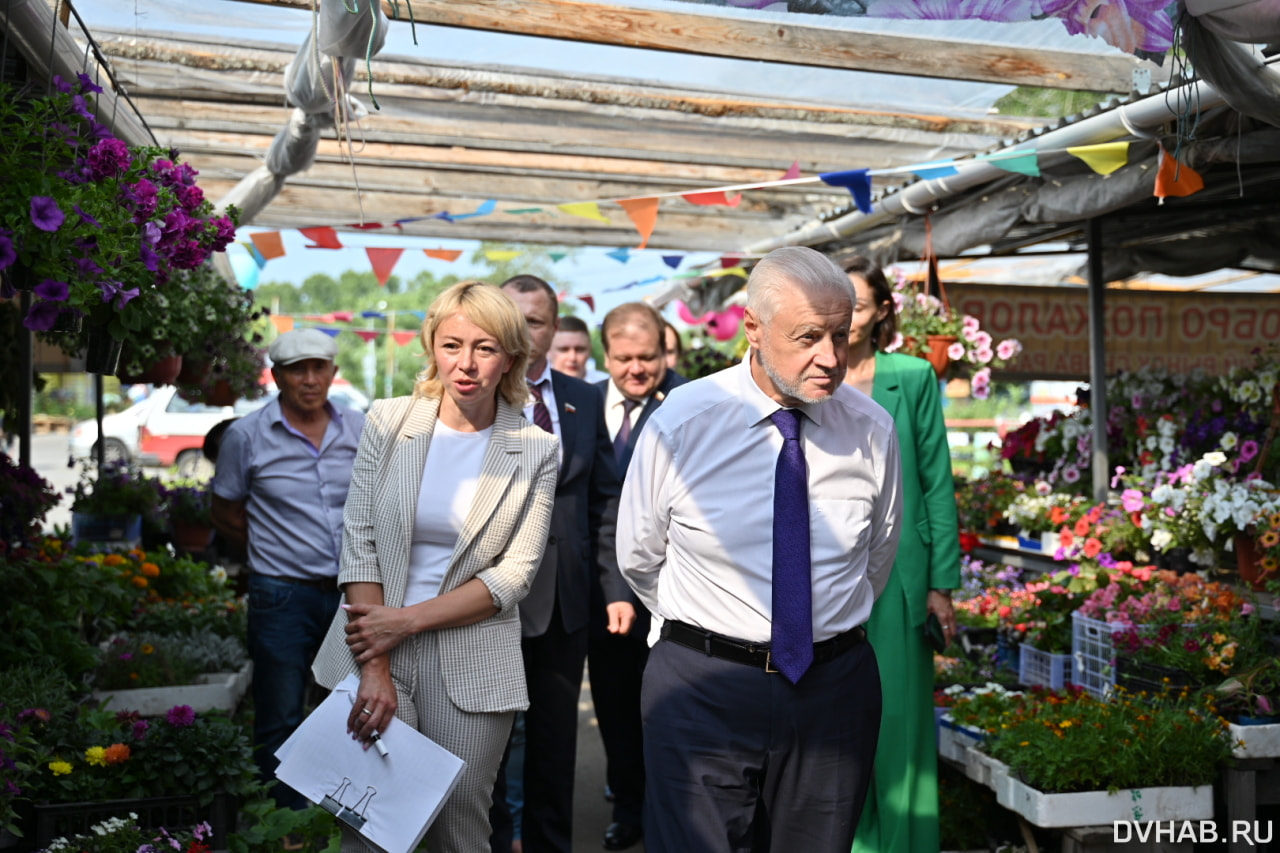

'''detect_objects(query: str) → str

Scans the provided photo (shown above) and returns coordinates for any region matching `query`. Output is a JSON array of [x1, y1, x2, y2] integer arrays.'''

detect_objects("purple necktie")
[[770, 408, 812, 684], [528, 380, 554, 434], [613, 399, 640, 463]]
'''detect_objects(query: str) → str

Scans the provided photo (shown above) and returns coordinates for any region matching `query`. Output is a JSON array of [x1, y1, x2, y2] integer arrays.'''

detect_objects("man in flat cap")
[[212, 328, 365, 808]]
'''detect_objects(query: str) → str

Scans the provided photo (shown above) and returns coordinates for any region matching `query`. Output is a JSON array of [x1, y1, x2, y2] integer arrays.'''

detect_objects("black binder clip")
[[320, 777, 378, 831]]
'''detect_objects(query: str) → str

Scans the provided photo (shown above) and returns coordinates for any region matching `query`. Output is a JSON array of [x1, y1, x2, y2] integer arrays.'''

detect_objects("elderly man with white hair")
[[617, 246, 903, 853]]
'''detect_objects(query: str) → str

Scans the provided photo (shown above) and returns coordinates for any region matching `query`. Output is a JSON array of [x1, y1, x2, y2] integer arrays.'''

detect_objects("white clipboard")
[[275, 674, 466, 853]]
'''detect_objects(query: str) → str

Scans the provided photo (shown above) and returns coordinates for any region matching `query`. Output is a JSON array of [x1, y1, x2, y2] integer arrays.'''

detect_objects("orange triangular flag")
[[682, 191, 741, 207], [270, 315, 295, 333], [366, 248, 404, 286], [249, 231, 286, 261], [424, 249, 463, 262], [299, 226, 343, 249], [618, 198, 659, 249], [1154, 145, 1204, 202], [392, 331, 419, 347]]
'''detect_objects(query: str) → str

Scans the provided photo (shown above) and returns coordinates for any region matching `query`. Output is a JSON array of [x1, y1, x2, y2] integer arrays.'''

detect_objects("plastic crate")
[[1018, 643, 1072, 690], [1070, 611, 1117, 699], [1115, 657, 1202, 696], [28, 794, 236, 851], [995, 633, 1021, 674]]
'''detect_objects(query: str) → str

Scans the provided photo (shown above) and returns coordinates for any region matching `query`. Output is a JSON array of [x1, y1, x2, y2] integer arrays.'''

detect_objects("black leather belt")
[[661, 620, 866, 672], [255, 573, 339, 593]]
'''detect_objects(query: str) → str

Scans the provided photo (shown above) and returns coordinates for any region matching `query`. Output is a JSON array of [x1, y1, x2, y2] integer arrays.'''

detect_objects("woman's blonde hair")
[[414, 281, 532, 407]]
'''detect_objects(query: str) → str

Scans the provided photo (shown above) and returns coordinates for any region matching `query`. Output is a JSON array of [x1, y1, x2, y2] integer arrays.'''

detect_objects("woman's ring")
[[361, 708, 373, 716]]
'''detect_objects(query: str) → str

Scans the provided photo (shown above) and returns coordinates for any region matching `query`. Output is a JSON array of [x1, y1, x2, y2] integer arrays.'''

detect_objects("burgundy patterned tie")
[[770, 408, 813, 684], [528, 380, 554, 434]]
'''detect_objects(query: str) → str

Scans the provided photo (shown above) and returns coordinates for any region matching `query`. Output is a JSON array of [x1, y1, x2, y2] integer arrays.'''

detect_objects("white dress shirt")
[[617, 358, 902, 644], [521, 362, 563, 466]]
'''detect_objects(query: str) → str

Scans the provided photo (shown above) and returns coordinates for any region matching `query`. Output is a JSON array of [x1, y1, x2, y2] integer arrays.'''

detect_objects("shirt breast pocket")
[[811, 498, 872, 561]]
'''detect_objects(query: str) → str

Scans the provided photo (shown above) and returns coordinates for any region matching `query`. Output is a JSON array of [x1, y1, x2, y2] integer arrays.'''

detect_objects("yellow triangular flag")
[[484, 250, 524, 262], [1067, 142, 1131, 175], [557, 202, 611, 223]]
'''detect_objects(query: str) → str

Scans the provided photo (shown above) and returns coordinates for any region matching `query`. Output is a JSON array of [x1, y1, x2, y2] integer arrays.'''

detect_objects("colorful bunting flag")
[[366, 248, 404, 287], [819, 170, 873, 214], [662, 255, 684, 269], [239, 241, 267, 270], [484, 250, 524, 262], [354, 330, 380, 343], [578, 294, 595, 312], [682, 191, 741, 207], [606, 247, 631, 264], [249, 231, 286, 261], [618, 197, 659, 249], [361, 311, 385, 319], [1154, 144, 1204, 202], [719, 256, 742, 269], [505, 208, 544, 214], [548, 252, 568, 263], [557, 202, 611, 223], [452, 200, 497, 221], [348, 222, 385, 230], [912, 160, 960, 180], [781, 161, 802, 180], [424, 249, 463, 262], [270, 315, 295, 333], [299, 226, 343, 249], [317, 327, 341, 338], [333, 312, 354, 323], [708, 267, 748, 279], [977, 149, 1040, 177], [1068, 142, 1131, 176], [392, 331, 419, 347], [409, 310, 426, 321], [305, 313, 336, 323]]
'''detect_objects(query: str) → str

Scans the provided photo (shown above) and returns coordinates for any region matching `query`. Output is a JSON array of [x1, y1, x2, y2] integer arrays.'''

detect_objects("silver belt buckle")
[[765, 650, 778, 673]]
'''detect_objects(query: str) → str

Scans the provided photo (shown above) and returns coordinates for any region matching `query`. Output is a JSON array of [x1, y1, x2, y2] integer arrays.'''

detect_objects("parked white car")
[[68, 397, 157, 464]]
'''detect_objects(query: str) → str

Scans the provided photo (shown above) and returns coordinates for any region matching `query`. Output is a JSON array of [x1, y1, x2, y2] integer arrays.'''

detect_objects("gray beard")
[[754, 347, 833, 406]]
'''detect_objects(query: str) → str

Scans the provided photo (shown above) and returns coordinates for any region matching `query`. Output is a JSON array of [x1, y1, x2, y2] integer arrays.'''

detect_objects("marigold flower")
[[141, 644, 155, 655], [49, 760, 73, 776], [103, 743, 131, 764], [140, 562, 160, 578], [85, 746, 107, 767], [132, 576, 148, 588], [103, 553, 126, 567]]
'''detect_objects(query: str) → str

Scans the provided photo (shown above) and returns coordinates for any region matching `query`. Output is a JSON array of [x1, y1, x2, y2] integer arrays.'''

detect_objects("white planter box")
[[963, 746, 1009, 796], [997, 776, 1213, 828], [937, 714, 984, 763], [93, 662, 252, 715], [1229, 721, 1280, 759]]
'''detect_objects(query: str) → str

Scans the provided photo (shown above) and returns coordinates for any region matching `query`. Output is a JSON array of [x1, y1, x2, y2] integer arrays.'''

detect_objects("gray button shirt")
[[213, 397, 365, 581]]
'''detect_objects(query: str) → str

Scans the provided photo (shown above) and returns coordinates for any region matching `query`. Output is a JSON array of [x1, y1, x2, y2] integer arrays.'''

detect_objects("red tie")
[[528, 380, 554, 434]]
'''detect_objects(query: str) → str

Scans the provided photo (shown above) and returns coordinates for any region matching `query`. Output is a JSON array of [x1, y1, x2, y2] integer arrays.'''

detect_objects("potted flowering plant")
[[160, 479, 215, 555], [0, 452, 61, 546], [0, 75, 236, 372], [67, 462, 163, 547], [882, 264, 1023, 390]]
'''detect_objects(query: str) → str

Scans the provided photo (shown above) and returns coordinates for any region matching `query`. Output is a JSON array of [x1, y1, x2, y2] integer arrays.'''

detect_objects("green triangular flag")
[[977, 149, 1040, 177], [548, 252, 568, 263]]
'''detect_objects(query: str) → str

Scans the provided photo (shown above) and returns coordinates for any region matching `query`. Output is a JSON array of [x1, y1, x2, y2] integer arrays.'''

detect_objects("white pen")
[[349, 692, 390, 758]]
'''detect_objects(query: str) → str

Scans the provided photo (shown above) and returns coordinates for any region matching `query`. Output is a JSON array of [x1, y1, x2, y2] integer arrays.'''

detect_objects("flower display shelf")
[[91, 662, 252, 715], [70, 512, 142, 551], [1018, 643, 1072, 690], [937, 714, 984, 763], [1228, 721, 1280, 759], [28, 792, 236, 852], [995, 777, 1213, 828], [963, 746, 1009, 793]]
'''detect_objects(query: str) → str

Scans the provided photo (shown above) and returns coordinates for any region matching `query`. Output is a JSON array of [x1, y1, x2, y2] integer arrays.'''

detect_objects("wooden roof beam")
[[227, 0, 1157, 93]]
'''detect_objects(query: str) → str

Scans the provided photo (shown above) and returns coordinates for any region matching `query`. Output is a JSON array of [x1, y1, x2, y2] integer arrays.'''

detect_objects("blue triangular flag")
[[818, 169, 872, 214], [247, 244, 267, 269], [409, 310, 426, 321], [662, 255, 683, 269], [452, 199, 497, 221], [912, 160, 960, 180], [432, 212, 455, 223], [606, 247, 630, 264], [360, 311, 385, 319], [317, 327, 342, 338]]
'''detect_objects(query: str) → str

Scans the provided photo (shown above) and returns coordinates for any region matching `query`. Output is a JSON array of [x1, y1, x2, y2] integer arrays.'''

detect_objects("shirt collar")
[[268, 396, 341, 425], [735, 352, 825, 429], [528, 363, 553, 389], [605, 378, 643, 411]]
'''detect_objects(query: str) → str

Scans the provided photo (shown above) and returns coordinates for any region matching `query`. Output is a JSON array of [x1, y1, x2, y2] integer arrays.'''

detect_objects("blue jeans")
[[247, 573, 341, 810]]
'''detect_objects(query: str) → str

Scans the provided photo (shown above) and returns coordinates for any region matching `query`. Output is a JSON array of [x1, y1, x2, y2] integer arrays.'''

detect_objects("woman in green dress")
[[842, 256, 961, 853]]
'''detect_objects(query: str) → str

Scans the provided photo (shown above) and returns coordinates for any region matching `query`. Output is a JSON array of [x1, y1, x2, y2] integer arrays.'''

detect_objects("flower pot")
[[1228, 720, 1280, 758], [29, 792, 237, 852], [1234, 533, 1274, 591], [70, 511, 142, 550], [923, 334, 957, 378], [118, 353, 183, 386], [176, 357, 211, 385], [47, 310, 84, 334], [91, 661, 253, 715], [202, 379, 237, 407], [83, 325, 123, 375], [171, 519, 213, 554], [996, 775, 1212, 828]]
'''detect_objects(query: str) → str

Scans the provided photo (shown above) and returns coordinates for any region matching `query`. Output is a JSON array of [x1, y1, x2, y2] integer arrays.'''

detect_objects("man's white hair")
[[746, 246, 854, 323]]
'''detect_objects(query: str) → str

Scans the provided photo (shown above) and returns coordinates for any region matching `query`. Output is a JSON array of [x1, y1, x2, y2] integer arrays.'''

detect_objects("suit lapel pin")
[[565, 403, 577, 413]]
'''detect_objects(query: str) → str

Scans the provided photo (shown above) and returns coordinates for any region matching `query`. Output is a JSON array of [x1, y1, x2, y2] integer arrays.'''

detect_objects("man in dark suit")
[[590, 302, 687, 851], [491, 275, 623, 853]]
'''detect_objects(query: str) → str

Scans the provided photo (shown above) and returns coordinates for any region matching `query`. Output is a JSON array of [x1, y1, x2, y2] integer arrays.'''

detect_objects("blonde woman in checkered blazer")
[[312, 281, 559, 853]]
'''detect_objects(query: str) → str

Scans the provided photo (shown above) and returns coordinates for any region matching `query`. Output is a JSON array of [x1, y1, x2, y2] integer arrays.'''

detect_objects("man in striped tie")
[[616, 247, 903, 853], [490, 275, 622, 853]]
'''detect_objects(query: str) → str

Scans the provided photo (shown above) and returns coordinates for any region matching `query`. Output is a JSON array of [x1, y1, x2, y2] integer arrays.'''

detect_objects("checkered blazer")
[[312, 394, 559, 713]]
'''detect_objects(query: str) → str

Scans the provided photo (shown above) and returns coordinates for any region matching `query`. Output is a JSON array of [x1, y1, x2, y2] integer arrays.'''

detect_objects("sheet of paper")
[[275, 674, 466, 853]]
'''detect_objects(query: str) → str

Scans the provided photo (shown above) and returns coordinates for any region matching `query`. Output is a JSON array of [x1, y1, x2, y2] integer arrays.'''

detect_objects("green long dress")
[[852, 352, 962, 853]]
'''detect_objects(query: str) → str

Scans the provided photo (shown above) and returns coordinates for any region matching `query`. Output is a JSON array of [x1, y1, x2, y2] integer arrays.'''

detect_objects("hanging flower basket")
[[923, 334, 958, 378], [118, 352, 183, 385], [202, 379, 237, 407], [176, 357, 211, 385], [83, 325, 123, 375]]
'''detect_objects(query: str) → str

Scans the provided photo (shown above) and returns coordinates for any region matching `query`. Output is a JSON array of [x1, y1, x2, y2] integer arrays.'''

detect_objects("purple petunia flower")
[[0, 229, 15, 271], [85, 138, 132, 180], [34, 279, 69, 302], [76, 72, 104, 95], [132, 719, 150, 740], [22, 300, 64, 331], [166, 705, 196, 727], [176, 183, 205, 214], [122, 178, 159, 221], [142, 221, 162, 246], [69, 94, 94, 122], [75, 256, 103, 278], [169, 239, 208, 270], [140, 244, 160, 272], [98, 280, 140, 309], [53, 75, 73, 94], [30, 197, 65, 232]]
